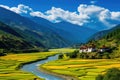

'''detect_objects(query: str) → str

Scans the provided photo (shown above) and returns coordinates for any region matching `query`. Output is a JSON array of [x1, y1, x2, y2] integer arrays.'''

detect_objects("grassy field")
[[49, 48, 76, 53], [42, 58, 120, 80], [0, 51, 59, 80]]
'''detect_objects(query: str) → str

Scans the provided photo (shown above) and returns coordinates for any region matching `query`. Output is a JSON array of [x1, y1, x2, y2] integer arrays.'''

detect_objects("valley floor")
[[41, 58, 120, 80], [0, 51, 59, 80]]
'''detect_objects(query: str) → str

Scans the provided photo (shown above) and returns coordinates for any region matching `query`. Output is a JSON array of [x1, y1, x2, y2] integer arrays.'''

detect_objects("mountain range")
[[0, 7, 119, 50], [0, 21, 34, 51], [0, 7, 68, 48], [30, 17, 98, 44], [90, 24, 120, 41]]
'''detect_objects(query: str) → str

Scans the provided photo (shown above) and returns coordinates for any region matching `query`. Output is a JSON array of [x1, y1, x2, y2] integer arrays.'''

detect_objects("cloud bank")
[[0, 4, 120, 28], [0, 4, 32, 14]]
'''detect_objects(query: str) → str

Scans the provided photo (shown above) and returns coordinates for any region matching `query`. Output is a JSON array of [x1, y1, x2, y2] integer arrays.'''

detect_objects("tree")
[[96, 68, 120, 80], [0, 49, 6, 56], [96, 75, 103, 80], [103, 68, 120, 80], [58, 54, 63, 59]]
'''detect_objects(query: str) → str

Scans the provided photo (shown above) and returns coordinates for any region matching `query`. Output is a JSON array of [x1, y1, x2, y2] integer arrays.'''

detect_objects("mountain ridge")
[[30, 17, 98, 44], [0, 21, 35, 51], [0, 7, 68, 48]]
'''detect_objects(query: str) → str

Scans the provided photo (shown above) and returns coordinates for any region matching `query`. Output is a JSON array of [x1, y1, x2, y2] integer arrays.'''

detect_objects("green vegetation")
[[0, 21, 49, 54], [59, 50, 113, 59], [0, 7, 68, 48], [58, 25, 120, 59], [42, 58, 120, 80], [49, 48, 76, 53], [41, 25, 120, 80], [0, 20, 68, 53], [0, 49, 6, 56], [96, 68, 120, 80], [0, 21, 36, 53], [0, 51, 58, 80], [89, 24, 120, 58]]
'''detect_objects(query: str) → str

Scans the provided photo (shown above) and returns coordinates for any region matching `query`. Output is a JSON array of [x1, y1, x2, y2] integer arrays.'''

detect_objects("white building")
[[87, 47, 96, 52], [79, 45, 96, 53], [99, 45, 109, 52]]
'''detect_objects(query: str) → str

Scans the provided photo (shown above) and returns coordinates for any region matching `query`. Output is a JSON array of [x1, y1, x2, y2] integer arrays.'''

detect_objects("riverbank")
[[39, 48, 78, 80], [0, 52, 58, 80], [42, 58, 120, 80], [40, 65, 78, 80]]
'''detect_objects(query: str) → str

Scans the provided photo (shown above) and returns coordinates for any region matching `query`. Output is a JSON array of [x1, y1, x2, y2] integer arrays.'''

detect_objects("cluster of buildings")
[[79, 44, 109, 53]]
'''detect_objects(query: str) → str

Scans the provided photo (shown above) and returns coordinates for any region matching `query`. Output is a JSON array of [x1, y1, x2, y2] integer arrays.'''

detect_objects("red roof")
[[100, 45, 108, 49], [80, 45, 88, 49]]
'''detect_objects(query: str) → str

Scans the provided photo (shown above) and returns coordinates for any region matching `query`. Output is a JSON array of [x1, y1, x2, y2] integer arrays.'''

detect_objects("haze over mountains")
[[0, 6, 120, 49], [31, 17, 97, 43]]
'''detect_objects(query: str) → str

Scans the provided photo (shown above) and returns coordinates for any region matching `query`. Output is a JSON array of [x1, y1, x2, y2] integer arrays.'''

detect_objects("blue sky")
[[0, 0, 120, 29], [0, 0, 120, 12]]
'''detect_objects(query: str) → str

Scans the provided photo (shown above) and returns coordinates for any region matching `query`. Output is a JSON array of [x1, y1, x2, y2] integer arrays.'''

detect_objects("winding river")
[[21, 54, 64, 80]]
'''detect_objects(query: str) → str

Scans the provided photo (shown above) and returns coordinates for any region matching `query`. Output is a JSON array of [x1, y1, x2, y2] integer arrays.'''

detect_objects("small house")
[[87, 44, 96, 52], [99, 45, 109, 52], [79, 44, 96, 53], [79, 45, 88, 53]]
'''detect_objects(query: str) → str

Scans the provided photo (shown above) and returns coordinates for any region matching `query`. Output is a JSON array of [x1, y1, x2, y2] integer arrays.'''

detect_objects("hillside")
[[90, 24, 120, 46], [62, 24, 120, 59], [54, 21, 97, 43], [89, 24, 120, 58], [98, 24, 120, 48], [0, 21, 34, 51], [31, 17, 97, 44], [89, 24, 120, 41], [0, 7, 68, 48]]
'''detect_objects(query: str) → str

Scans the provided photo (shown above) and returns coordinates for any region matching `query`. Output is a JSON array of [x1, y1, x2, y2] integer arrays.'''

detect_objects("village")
[[79, 44, 110, 53]]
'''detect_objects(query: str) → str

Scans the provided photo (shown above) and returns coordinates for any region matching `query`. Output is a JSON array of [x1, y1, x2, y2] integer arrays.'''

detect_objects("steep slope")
[[89, 30, 109, 40], [80, 24, 120, 59], [31, 17, 97, 44], [0, 7, 68, 48], [54, 21, 97, 43], [0, 21, 34, 51], [90, 24, 120, 40], [103, 24, 120, 41], [89, 24, 120, 48]]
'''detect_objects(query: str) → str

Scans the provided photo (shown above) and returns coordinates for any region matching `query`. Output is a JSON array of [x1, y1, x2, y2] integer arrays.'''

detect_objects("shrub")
[[96, 68, 120, 80], [0, 49, 6, 56], [58, 54, 63, 59], [96, 75, 103, 80]]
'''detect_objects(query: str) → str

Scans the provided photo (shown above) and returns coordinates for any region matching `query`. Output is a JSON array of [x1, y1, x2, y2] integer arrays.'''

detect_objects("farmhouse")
[[99, 45, 110, 52], [79, 45, 88, 53], [79, 44, 110, 53], [79, 44, 96, 53]]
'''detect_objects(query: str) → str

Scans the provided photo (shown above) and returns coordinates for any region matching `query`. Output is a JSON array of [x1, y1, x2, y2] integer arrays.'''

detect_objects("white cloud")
[[77, 4, 120, 27], [45, 7, 90, 25], [30, 7, 90, 25], [34, 4, 119, 27], [29, 4, 120, 27], [30, 11, 44, 17], [98, 9, 111, 26], [0, 4, 120, 28], [78, 4, 105, 15], [0, 5, 10, 9], [111, 12, 120, 21], [0, 4, 32, 14]]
